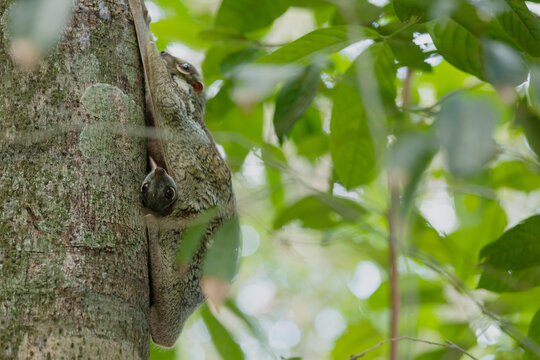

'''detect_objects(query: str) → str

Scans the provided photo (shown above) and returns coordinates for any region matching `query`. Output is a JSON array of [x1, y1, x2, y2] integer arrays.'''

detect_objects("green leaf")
[[220, 47, 267, 78], [201, 304, 245, 360], [215, 0, 291, 33], [390, 131, 437, 213], [481, 39, 528, 87], [387, 37, 431, 71], [436, 95, 498, 178], [529, 67, 540, 115], [177, 209, 219, 265], [494, 0, 540, 57], [478, 215, 540, 292], [202, 216, 241, 283], [514, 99, 540, 157], [273, 193, 365, 229], [526, 307, 540, 359], [273, 63, 321, 141], [332, 1, 383, 26], [429, 19, 484, 81], [224, 299, 270, 349], [257, 26, 379, 64], [203, 45, 247, 85], [331, 321, 382, 360], [266, 165, 285, 210], [490, 161, 540, 192], [329, 81, 376, 188], [149, 342, 176, 360], [330, 42, 396, 188], [392, 0, 439, 23], [429, 18, 527, 86]]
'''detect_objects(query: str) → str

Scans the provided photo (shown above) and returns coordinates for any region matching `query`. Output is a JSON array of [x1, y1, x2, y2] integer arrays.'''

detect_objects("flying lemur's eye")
[[177, 63, 192, 74], [164, 187, 175, 200], [141, 182, 149, 194]]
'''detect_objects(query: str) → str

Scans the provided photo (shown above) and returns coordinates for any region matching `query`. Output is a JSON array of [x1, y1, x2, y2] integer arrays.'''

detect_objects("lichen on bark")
[[0, 0, 151, 358]]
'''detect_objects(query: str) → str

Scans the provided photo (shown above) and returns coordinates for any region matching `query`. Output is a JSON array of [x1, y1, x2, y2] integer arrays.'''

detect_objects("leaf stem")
[[387, 183, 400, 360]]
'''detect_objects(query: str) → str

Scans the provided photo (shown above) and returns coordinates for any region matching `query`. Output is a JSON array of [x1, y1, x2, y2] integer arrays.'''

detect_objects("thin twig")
[[387, 184, 400, 360], [402, 67, 414, 107], [348, 336, 478, 360]]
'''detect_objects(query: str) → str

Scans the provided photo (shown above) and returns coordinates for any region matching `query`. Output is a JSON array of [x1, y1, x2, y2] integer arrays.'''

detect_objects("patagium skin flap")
[[129, 0, 237, 348]]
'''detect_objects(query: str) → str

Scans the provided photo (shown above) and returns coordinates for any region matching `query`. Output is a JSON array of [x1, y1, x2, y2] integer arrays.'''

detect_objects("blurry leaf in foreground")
[[224, 299, 271, 349], [490, 161, 540, 193], [8, 38, 42, 71], [201, 304, 245, 360], [436, 95, 498, 179], [4, 0, 73, 69], [176, 208, 218, 265], [482, 39, 528, 90], [274, 62, 322, 142], [202, 216, 241, 283], [529, 67, 540, 115], [273, 193, 365, 229], [201, 277, 231, 308], [478, 215, 540, 292], [526, 307, 540, 360], [389, 132, 437, 213], [515, 99, 540, 157]]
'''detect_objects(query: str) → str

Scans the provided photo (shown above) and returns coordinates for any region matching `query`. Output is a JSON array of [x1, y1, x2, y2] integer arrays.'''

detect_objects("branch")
[[348, 336, 478, 360], [387, 184, 400, 360]]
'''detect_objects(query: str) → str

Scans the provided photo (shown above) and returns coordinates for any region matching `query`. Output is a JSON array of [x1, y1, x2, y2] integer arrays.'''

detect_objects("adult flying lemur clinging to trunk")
[[127, 0, 238, 348]]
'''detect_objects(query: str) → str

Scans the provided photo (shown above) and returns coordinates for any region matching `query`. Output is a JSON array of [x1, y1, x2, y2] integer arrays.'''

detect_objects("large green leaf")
[[201, 304, 245, 360], [526, 307, 540, 359], [514, 99, 540, 157], [203, 216, 241, 283], [436, 95, 498, 178], [331, 321, 382, 360], [273, 63, 321, 141], [257, 26, 379, 64], [273, 193, 365, 229], [478, 215, 540, 292], [329, 81, 376, 188], [215, 0, 291, 33], [430, 18, 527, 86], [530, 67, 540, 115], [494, 0, 540, 57], [329, 42, 396, 188], [429, 19, 484, 81], [490, 161, 540, 192], [389, 131, 437, 213]]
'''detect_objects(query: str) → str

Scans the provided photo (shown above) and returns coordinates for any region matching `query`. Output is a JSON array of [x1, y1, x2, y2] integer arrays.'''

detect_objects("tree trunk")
[[0, 0, 150, 358]]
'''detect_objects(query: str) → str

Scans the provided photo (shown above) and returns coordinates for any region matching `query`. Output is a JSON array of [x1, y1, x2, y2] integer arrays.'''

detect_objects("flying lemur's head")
[[160, 51, 205, 114], [140, 166, 177, 216]]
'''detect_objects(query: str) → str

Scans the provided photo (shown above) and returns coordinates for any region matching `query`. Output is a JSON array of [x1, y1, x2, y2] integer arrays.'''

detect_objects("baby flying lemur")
[[128, 0, 237, 348]]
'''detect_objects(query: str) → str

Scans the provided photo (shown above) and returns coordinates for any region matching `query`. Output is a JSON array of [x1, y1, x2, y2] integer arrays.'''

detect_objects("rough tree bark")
[[0, 0, 150, 358]]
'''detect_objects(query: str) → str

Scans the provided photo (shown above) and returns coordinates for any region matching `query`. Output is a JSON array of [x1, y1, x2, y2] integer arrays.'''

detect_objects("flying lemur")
[[128, 0, 238, 347]]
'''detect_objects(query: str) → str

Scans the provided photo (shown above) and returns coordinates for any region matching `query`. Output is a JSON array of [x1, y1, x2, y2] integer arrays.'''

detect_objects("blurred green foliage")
[[145, 0, 540, 359]]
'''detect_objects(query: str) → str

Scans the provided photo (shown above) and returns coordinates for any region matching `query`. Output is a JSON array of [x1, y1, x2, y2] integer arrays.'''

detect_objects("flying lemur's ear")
[[149, 156, 158, 170]]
